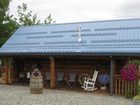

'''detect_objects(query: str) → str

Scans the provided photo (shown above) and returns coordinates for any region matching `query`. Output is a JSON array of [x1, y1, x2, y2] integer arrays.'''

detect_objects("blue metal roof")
[[1, 18, 140, 56]]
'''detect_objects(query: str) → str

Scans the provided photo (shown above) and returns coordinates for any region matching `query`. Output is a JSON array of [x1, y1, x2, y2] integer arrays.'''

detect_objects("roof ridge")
[[20, 18, 140, 28]]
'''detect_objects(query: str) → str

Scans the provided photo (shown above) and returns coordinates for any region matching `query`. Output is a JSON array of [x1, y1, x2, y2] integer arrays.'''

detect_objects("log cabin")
[[0, 18, 140, 96]]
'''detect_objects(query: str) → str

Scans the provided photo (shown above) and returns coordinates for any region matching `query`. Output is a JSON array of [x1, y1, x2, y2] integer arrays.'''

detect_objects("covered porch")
[[0, 55, 135, 95]]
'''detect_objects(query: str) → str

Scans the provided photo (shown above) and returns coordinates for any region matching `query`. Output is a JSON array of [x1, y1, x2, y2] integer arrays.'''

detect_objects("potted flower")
[[129, 60, 140, 76], [121, 64, 137, 81]]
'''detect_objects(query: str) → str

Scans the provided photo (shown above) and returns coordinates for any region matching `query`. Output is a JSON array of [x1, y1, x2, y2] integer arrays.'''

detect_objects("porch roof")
[[1, 18, 140, 56]]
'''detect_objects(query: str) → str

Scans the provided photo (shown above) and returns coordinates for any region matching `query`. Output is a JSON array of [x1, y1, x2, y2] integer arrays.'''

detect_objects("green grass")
[[133, 95, 140, 100]]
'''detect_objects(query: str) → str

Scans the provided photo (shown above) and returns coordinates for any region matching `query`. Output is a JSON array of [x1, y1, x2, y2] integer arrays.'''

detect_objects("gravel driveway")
[[0, 85, 133, 105]]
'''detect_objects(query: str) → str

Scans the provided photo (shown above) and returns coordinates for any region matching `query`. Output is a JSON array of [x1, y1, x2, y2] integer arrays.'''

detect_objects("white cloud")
[[117, 0, 140, 18], [9, 0, 140, 23]]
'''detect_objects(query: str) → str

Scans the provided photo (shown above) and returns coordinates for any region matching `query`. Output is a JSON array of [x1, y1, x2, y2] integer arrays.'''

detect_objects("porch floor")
[[0, 84, 133, 105]]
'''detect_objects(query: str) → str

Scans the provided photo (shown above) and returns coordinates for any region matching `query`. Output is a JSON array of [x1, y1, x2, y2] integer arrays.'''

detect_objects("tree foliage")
[[0, 2, 55, 47], [0, 0, 10, 23], [0, 0, 18, 47], [17, 3, 40, 26], [17, 3, 55, 26]]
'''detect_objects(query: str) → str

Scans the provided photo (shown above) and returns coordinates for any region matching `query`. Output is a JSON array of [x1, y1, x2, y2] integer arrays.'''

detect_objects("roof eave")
[[0, 52, 140, 57]]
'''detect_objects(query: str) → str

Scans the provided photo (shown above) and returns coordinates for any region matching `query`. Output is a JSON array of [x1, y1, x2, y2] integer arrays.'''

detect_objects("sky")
[[9, 0, 140, 23]]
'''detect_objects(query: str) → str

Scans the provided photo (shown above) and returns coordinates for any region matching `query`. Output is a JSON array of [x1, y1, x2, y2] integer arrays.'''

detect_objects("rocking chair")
[[82, 70, 99, 91]]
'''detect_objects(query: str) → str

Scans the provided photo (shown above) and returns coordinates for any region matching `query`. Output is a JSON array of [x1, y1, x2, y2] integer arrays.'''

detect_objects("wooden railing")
[[114, 75, 137, 97]]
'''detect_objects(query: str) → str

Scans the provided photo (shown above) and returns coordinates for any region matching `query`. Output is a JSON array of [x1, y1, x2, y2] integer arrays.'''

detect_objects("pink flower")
[[121, 64, 137, 81]]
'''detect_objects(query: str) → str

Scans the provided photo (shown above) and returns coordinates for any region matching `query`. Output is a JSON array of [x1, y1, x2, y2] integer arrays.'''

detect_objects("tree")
[[44, 14, 55, 24], [0, 0, 18, 47], [17, 3, 40, 26], [0, 0, 10, 23], [0, 2, 55, 47], [17, 3, 55, 26]]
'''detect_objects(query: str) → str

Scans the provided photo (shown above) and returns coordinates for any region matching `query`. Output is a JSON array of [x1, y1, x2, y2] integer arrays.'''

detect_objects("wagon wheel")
[[79, 73, 89, 85]]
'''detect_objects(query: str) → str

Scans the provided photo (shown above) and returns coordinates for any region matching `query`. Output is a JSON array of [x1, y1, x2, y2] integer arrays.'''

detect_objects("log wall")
[[19, 58, 110, 77]]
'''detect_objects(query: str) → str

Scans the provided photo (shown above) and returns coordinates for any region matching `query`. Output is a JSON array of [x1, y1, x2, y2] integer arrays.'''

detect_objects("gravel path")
[[0, 85, 133, 105]]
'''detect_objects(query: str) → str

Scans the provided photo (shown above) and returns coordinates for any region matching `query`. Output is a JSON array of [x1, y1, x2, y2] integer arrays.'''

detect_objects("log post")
[[110, 57, 115, 95], [7, 57, 13, 84], [4, 57, 9, 84], [50, 57, 56, 88]]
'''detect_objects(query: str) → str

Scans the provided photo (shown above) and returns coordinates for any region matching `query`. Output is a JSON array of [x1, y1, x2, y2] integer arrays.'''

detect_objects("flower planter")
[[100, 86, 107, 90], [30, 69, 43, 94], [30, 76, 43, 94]]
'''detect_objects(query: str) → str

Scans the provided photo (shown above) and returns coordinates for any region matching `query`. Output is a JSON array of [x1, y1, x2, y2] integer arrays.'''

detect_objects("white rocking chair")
[[82, 70, 99, 91]]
